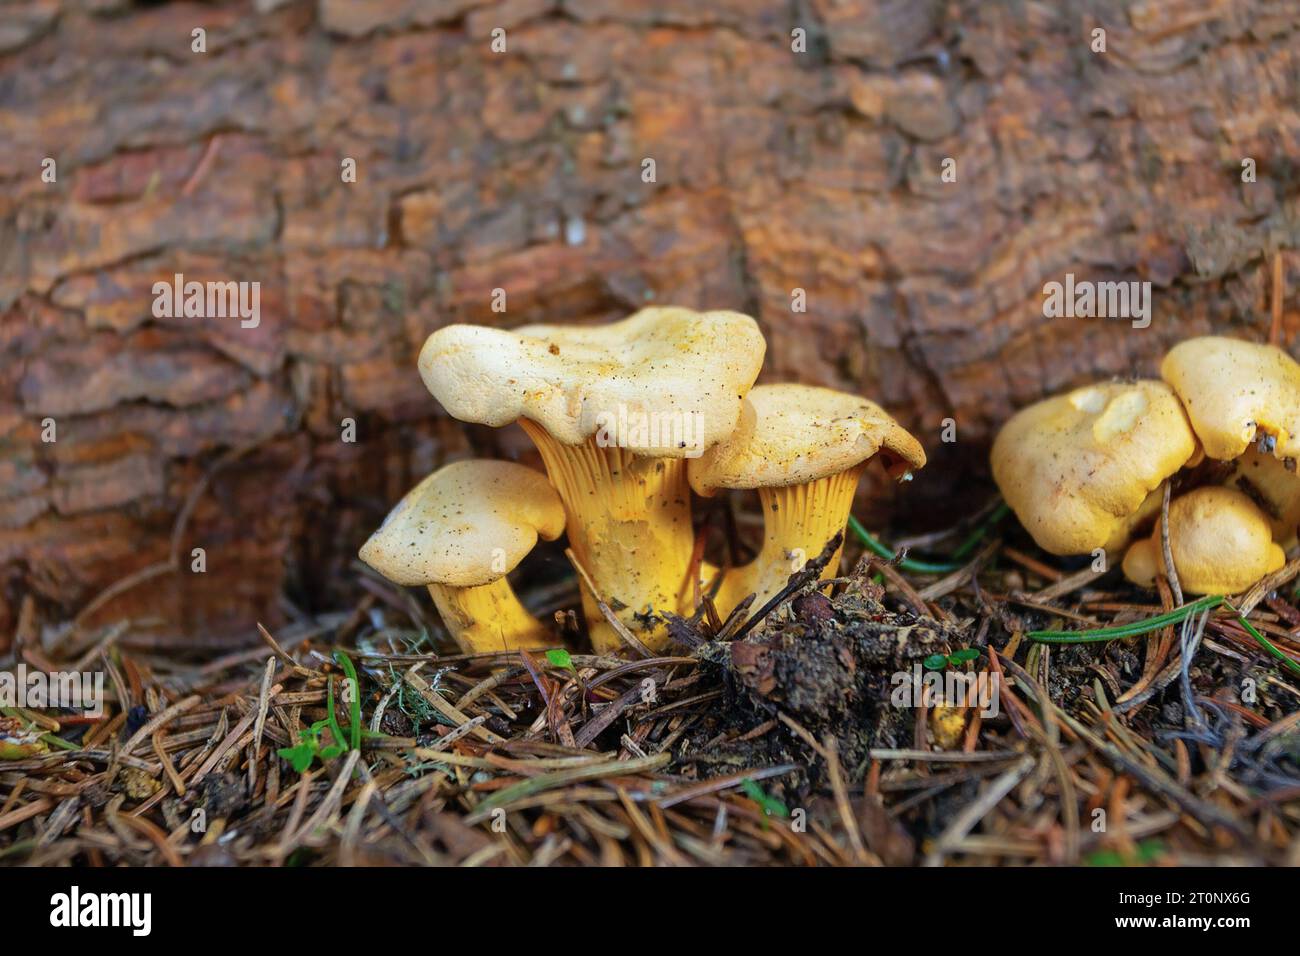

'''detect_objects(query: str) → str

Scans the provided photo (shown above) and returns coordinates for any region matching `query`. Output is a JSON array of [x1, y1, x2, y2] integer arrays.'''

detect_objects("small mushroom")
[[1226, 446, 1300, 545], [1163, 336, 1300, 544], [1161, 336, 1300, 460], [929, 702, 967, 750], [359, 460, 565, 654], [688, 383, 926, 617], [1121, 486, 1285, 595], [991, 381, 1199, 555], [418, 307, 767, 652]]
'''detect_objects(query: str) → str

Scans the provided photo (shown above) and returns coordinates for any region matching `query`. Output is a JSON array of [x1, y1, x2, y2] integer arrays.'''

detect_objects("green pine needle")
[[950, 502, 1011, 560], [849, 516, 963, 575], [1234, 614, 1300, 677], [848, 501, 1008, 576], [1025, 595, 1225, 644]]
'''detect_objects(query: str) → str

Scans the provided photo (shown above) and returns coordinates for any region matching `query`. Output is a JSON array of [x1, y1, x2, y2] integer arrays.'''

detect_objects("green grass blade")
[[334, 650, 363, 751], [325, 675, 348, 753]]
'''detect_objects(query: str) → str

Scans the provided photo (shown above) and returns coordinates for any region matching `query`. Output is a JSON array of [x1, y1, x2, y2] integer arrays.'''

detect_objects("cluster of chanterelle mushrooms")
[[992, 336, 1300, 596], [359, 307, 926, 655]]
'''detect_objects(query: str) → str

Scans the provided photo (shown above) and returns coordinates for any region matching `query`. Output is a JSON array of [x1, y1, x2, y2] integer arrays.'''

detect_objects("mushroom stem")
[[426, 578, 555, 654], [520, 420, 696, 653], [715, 464, 866, 617]]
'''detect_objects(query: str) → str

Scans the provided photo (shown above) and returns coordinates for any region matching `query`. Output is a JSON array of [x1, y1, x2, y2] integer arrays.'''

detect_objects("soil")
[[682, 583, 962, 805]]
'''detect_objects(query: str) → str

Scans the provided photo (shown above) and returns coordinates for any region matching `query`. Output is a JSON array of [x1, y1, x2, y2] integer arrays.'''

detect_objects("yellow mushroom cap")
[[1161, 336, 1300, 461], [1121, 486, 1286, 595], [1227, 446, 1300, 543], [358, 460, 564, 589], [417, 307, 767, 457], [990, 380, 1198, 555], [687, 383, 926, 495]]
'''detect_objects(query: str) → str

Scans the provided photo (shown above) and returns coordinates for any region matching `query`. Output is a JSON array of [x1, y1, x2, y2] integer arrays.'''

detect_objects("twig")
[[924, 756, 1035, 865], [1159, 481, 1184, 606], [565, 548, 654, 658], [733, 533, 844, 639], [824, 734, 869, 864]]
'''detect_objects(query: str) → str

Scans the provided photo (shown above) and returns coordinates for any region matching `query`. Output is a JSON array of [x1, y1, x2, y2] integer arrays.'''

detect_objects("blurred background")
[[2, 0, 1299, 647]]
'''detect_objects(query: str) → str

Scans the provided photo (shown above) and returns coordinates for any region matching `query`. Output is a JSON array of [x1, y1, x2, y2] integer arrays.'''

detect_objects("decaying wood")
[[2, 0, 1299, 641]]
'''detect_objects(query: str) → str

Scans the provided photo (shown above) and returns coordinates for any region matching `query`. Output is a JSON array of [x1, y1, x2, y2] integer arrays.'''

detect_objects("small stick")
[[1159, 481, 1184, 606], [113, 811, 183, 867], [399, 665, 503, 744], [565, 548, 654, 658], [776, 711, 830, 760], [574, 682, 644, 749], [715, 594, 756, 640], [248, 657, 277, 795], [732, 532, 843, 640], [924, 755, 1036, 866], [875, 558, 932, 619], [256, 623, 298, 668], [1034, 563, 1112, 603], [824, 734, 870, 864], [339, 780, 378, 867], [71, 563, 173, 633], [70, 622, 128, 674], [422, 715, 489, 752], [1002, 546, 1064, 582], [1236, 556, 1300, 617], [917, 539, 1000, 602], [152, 730, 185, 797], [454, 666, 523, 710], [655, 763, 799, 810], [119, 695, 201, 758], [285, 749, 361, 850]]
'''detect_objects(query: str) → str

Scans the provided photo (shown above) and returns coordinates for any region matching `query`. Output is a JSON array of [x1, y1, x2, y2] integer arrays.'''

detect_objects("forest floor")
[[3, 499, 1300, 866]]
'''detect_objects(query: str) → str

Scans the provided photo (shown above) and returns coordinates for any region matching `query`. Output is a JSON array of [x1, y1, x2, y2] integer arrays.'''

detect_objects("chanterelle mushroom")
[[1226, 447, 1300, 545], [1161, 336, 1300, 461], [991, 381, 1199, 555], [1162, 336, 1300, 545], [358, 460, 565, 654], [1122, 486, 1285, 595], [688, 383, 926, 617], [418, 307, 766, 652]]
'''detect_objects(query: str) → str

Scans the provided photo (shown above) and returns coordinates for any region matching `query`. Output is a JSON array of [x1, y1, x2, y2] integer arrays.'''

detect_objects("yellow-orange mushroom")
[[1122, 486, 1285, 595], [418, 307, 767, 652], [688, 384, 926, 618], [359, 460, 565, 654]]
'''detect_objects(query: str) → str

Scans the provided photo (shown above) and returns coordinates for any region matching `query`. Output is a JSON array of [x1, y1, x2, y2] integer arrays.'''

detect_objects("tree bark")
[[2, 0, 1299, 644]]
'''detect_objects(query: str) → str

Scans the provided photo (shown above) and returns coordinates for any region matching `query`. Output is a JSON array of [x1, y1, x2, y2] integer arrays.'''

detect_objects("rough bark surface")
[[3, 0, 1300, 643]]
